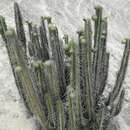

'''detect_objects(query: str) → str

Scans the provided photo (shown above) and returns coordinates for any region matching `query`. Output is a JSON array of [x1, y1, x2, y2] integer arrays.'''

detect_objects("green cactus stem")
[[56, 100, 65, 130], [70, 39, 82, 128], [48, 24, 66, 98], [39, 17, 49, 61], [14, 2, 26, 52], [108, 39, 130, 105], [84, 19, 95, 122], [92, 6, 103, 100], [5, 29, 50, 130], [0, 16, 7, 42]]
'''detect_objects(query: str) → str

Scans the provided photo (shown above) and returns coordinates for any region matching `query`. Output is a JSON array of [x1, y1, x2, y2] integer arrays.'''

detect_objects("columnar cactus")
[[0, 2, 129, 130]]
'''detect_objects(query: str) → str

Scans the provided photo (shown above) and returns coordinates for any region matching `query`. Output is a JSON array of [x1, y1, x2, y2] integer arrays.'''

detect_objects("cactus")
[[0, 2, 130, 130], [14, 2, 26, 52]]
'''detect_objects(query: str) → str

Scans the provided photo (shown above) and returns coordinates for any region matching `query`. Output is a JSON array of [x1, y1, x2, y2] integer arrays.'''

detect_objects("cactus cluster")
[[0, 2, 130, 130]]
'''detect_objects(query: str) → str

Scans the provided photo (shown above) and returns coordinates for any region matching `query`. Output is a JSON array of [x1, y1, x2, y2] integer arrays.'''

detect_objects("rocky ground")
[[0, 0, 130, 130]]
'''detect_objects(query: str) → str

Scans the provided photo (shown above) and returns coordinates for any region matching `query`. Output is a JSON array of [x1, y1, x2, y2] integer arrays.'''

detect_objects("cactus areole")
[[0, 2, 129, 130]]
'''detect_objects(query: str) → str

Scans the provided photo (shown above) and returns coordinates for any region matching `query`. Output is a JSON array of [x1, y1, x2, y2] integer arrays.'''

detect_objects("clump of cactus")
[[0, 2, 130, 130]]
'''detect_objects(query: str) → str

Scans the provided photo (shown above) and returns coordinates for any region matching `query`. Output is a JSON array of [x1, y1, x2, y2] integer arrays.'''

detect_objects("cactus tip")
[[92, 15, 97, 21], [5, 28, 15, 37], [48, 24, 57, 31], [94, 5, 103, 10], [15, 66, 22, 72], [121, 38, 128, 44], [77, 29, 84, 35], [102, 17, 108, 22], [32, 60, 42, 68], [44, 60, 54, 67]]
